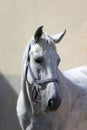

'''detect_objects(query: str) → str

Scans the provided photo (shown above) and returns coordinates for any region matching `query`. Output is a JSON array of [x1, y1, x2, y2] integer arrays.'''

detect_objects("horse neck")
[[59, 69, 86, 114], [57, 69, 80, 112]]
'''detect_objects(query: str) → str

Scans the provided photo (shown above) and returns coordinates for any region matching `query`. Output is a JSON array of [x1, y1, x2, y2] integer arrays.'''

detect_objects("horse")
[[16, 26, 87, 130]]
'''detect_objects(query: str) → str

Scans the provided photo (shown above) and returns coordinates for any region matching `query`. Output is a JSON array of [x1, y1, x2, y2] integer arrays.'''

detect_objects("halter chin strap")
[[25, 61, 59, 103]]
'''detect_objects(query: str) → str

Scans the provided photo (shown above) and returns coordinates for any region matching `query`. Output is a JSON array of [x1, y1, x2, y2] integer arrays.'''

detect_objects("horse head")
[[24, 26, 66, 112]]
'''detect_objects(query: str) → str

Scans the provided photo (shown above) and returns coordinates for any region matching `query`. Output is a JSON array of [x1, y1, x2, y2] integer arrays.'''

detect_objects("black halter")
[[25, 60, 59, 103]]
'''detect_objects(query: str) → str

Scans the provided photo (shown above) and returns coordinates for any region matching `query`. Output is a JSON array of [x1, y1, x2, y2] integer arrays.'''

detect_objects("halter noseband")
[[25, 61, 59, 103]]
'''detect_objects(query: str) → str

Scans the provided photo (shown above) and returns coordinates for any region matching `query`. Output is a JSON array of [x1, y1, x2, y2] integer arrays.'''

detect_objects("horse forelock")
[[29, 43, 45, 58]]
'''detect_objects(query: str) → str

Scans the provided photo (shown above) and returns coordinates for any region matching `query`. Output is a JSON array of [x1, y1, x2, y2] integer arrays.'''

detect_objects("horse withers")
[[16, 26, 87, 130]]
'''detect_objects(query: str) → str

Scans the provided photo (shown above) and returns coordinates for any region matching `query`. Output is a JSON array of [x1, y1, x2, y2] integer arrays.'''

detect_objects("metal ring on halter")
[[31, 85, 41, 103]]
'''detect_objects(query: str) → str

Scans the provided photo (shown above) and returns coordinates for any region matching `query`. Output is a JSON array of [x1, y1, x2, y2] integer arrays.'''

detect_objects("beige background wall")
[[0, 0, 87, 75]]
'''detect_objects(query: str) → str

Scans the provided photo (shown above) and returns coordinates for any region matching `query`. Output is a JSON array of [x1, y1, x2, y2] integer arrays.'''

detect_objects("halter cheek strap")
[[25, 61, 59, 103]]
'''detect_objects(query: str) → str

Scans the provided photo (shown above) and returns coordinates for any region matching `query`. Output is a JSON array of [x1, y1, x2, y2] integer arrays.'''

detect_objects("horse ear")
[[34, 26, 43, 43], [52, 29, 66, 43]]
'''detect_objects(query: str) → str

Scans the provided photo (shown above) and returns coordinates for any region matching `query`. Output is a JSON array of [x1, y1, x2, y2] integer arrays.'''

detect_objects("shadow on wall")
[[0, 73, 21, 130]]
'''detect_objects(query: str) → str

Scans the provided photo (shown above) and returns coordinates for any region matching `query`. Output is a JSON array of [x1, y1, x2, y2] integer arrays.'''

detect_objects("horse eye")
[[35, 57, 42, 63]]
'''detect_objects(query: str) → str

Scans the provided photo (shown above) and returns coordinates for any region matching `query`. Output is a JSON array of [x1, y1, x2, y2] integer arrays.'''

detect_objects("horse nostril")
[[48, 97, 61, 111], [48, 99, 54, 110]]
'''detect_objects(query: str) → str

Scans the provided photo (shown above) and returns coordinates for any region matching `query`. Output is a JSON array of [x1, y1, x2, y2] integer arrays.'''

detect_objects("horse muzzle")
[[47, 96, 61, 111]]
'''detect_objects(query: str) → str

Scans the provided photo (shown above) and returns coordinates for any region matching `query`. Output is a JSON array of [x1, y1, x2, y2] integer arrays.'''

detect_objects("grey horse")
[[16, 26, 87, 130]]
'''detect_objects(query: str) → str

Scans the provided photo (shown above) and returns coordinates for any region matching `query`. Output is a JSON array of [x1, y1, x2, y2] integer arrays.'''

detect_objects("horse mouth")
[[44, 106, 58, 113]]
